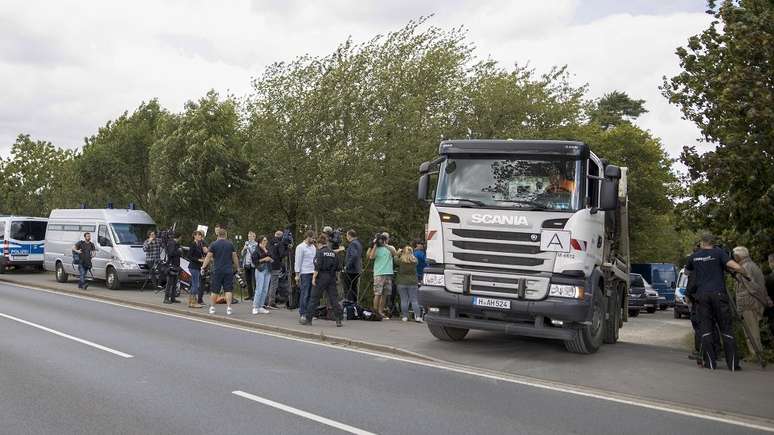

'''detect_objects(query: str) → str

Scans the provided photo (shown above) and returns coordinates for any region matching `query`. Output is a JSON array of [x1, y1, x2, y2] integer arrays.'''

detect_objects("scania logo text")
[[470, 213, 529, 226]]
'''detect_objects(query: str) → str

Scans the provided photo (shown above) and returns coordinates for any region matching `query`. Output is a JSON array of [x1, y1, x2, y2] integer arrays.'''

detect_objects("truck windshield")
[[435, 157, 583, 211], [110, 223, 156, 245]]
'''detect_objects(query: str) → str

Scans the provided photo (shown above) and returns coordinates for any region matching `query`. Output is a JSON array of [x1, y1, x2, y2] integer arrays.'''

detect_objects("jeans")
[[190, 268, 201, 296], [397, 284, 422, 319], [298, 273, 313, 316], [267, 269, 280, 306], [243, 266, 255, 299], [253, 267, 272, 308], [78, 265, 90, 288]]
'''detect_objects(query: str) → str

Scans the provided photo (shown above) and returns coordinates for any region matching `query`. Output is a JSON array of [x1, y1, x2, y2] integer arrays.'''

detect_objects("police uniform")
[[686, 247, 737, 370], [307, 246, 342, 324]]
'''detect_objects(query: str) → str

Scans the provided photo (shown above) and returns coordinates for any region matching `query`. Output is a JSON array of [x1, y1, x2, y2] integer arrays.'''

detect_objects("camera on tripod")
[[372, 232, 387, 247]]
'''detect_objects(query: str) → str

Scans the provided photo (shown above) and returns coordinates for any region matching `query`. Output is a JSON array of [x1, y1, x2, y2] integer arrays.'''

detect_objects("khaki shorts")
[[373, 275, 393, 296]]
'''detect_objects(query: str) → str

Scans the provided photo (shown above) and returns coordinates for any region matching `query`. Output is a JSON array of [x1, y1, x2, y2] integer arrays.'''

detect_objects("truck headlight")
[[422, 273, 445, 287], [549, 284, 584, 299]]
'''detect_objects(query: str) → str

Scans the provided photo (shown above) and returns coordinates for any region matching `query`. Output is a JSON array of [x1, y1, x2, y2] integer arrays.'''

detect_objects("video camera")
[[281, 225, 294, 246], [325, 227, 343, 250], [372, 232, 388, 247]]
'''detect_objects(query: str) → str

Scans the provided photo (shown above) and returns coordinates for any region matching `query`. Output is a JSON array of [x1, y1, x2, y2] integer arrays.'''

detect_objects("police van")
[[44, 208, 156, 289], [0, 216, 49, 273]]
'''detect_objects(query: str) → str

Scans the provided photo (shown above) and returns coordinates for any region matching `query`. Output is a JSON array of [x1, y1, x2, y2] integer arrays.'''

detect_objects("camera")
[[372, 233, 387, 247], [281, 226, 294, 246], [324, 226, 343, 250], [235, 271, 247, 289]]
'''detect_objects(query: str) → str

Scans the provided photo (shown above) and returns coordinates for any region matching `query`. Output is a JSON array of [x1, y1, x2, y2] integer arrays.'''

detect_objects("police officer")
[[686, 233, 748, 371], [164, 231, 183, 304], [301, 234, 342, 327]]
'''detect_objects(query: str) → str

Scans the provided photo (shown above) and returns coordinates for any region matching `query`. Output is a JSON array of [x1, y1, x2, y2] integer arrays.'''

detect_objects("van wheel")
[[427, 323, 469, 341], [565, 284, 605, 354], [55, 262, 68, 283], [106, 267, 120, 290]]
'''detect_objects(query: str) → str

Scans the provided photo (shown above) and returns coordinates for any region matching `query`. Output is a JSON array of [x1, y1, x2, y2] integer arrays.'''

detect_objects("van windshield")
[[110, 223, 156, 245], [11, 221, 47, 241]]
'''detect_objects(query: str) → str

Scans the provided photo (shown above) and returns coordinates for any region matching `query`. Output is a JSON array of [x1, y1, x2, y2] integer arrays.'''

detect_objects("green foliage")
[[588, 91, 648, 130], [662, 0, 774, 260], [0, 135, 75, 216]]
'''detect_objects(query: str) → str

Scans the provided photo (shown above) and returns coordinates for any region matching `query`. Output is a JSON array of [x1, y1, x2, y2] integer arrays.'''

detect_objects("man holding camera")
[[72, 232, 96, 289], [201, 228, 240, 315], [368, 232, 397, 319], [163, 232, 183, 304], [268, 229, 290, 308], [143, 230, 162, 289]]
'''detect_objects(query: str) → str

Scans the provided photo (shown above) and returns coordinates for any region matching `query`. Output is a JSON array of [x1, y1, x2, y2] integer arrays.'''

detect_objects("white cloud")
[[0, 0, 711, 160]]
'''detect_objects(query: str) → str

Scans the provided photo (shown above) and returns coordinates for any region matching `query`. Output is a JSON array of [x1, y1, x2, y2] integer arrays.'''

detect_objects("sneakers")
[[415, 317, 423, 323], [299, 317, 309, 325], [252, 308, 259, 315], [401, 317, 408, 322], [208, 306, 216, 315], [258, 308, 270, 314], [226, 307, 233, 315]]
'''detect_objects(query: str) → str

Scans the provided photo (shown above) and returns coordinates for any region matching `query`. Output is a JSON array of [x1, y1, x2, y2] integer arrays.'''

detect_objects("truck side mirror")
[[604, 164, 621, 179], [418, 174, 430, 202], [598, 178, 619, 211], [419, 161, 432, 174]]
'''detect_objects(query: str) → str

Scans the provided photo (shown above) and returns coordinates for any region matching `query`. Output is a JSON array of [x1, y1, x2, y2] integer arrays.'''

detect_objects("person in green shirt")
[[396, 245, 423, 322], [368, 232, 397, 319]]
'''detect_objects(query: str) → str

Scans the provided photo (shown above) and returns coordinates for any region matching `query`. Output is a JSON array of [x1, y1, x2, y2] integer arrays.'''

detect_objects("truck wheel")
[[603, 291, 621, 344], [565, 285, 605, 354], [55, 262, 68, 283], [0, 257, 6, 274], [106, 267, 121, 290], [646, 306, 656, 314], [427, 323, 469, 341], [673, 309, 681, 319], [628, 309, 639, 317]]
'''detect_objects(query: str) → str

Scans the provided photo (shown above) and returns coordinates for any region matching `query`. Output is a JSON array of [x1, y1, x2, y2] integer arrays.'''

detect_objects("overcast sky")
[[0, 0, 712, 158]]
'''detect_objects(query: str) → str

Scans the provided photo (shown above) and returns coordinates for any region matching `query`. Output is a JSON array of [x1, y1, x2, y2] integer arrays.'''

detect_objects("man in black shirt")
[[685, 233, 747, 371], [163, 232, 183, 304], [72, 233, 96, 289], [268, 230, 289, 308], [301, 234, 342, 327], [342, 230, 363, 302]]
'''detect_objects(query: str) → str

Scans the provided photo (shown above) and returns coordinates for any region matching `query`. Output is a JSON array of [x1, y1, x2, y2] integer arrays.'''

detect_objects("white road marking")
[[0, 311, 134, 359], [2, 281, 773, 433], [233, 390, 376, 435]]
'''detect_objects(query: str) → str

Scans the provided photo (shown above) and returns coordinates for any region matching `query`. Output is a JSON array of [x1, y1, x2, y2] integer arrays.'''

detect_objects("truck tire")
[[603, 290, 621, 344], [673, 309, 681, 319], [0, 257, 6, 274], [646, 306, 656, 314], [55, 261, 68, 283], [106, 267, 121, 290], [565, 284, 605, 354], [427, 323, 469, 341]]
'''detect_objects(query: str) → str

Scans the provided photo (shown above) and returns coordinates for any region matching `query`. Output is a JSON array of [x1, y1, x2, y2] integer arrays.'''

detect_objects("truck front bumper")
[[419, 285, 592, 341]]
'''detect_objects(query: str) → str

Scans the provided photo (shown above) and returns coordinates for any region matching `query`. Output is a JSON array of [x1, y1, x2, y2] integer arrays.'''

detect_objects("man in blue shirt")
[[201, 228, 240, 316], [414, 241, 427, 284]]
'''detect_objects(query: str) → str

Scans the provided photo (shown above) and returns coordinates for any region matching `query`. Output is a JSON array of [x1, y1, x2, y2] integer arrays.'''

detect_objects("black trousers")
[[244, 266, 256, 299], [146, 261, 160, 287], [696, 291, 738, 370], [691, 303, 719, 356], [165, 274, 179, 301], [342, 272, 360, 302], [307, 275, 341, 321]]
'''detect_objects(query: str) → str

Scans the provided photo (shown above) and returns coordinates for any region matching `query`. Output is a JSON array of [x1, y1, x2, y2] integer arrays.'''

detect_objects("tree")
[[662, 0, 774, 259], [588, 91, 648, 129], [0, 134, 75, 216], [150, 90, 249, 230]]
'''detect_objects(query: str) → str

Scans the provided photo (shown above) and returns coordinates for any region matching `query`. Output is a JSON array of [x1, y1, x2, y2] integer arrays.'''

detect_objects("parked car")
[[44, 207, 156, 290], [0, 215, 48, 273], [631, 263, 677, 310], [628, 273, 659, 316], [673, 268, 690, 319]]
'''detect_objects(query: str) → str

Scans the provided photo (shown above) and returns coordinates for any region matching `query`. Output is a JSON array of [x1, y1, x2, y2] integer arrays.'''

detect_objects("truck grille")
[[452, 229, 538, 242], [446, 227, 555, 273], [452, 252, 544, 267]]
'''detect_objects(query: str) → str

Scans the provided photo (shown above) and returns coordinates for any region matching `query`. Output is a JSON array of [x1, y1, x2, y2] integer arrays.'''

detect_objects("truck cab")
[[416, 140, 630, 354]]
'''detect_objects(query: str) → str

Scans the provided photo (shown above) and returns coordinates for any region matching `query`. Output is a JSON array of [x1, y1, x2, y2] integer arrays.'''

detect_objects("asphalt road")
[[0, 282, 768, 435]]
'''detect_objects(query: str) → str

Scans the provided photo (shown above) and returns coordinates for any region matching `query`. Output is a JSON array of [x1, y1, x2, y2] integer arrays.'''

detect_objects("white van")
[[44, 208, 156, 289], [0, 216, 48, 273]]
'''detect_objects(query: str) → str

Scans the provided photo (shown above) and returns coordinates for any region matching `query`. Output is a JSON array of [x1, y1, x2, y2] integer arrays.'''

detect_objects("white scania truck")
[[416, 140, 630, 353]]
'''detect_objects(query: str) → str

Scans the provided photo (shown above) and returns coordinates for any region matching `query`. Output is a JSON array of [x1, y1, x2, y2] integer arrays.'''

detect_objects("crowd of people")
[[134, 225, 427, 327]]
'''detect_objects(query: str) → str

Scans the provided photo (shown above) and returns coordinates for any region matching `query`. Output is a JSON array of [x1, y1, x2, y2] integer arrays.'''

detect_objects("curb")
[[0, 275, 436, 363]]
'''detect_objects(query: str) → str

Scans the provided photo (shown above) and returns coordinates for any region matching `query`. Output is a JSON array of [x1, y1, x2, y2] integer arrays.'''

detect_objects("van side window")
[[588, 160, 600, 207]]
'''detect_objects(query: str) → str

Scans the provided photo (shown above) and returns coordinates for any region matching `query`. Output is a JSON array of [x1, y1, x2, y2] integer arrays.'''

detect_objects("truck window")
[[587, 160, 600, 207], [10, 221, 47, 241]]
